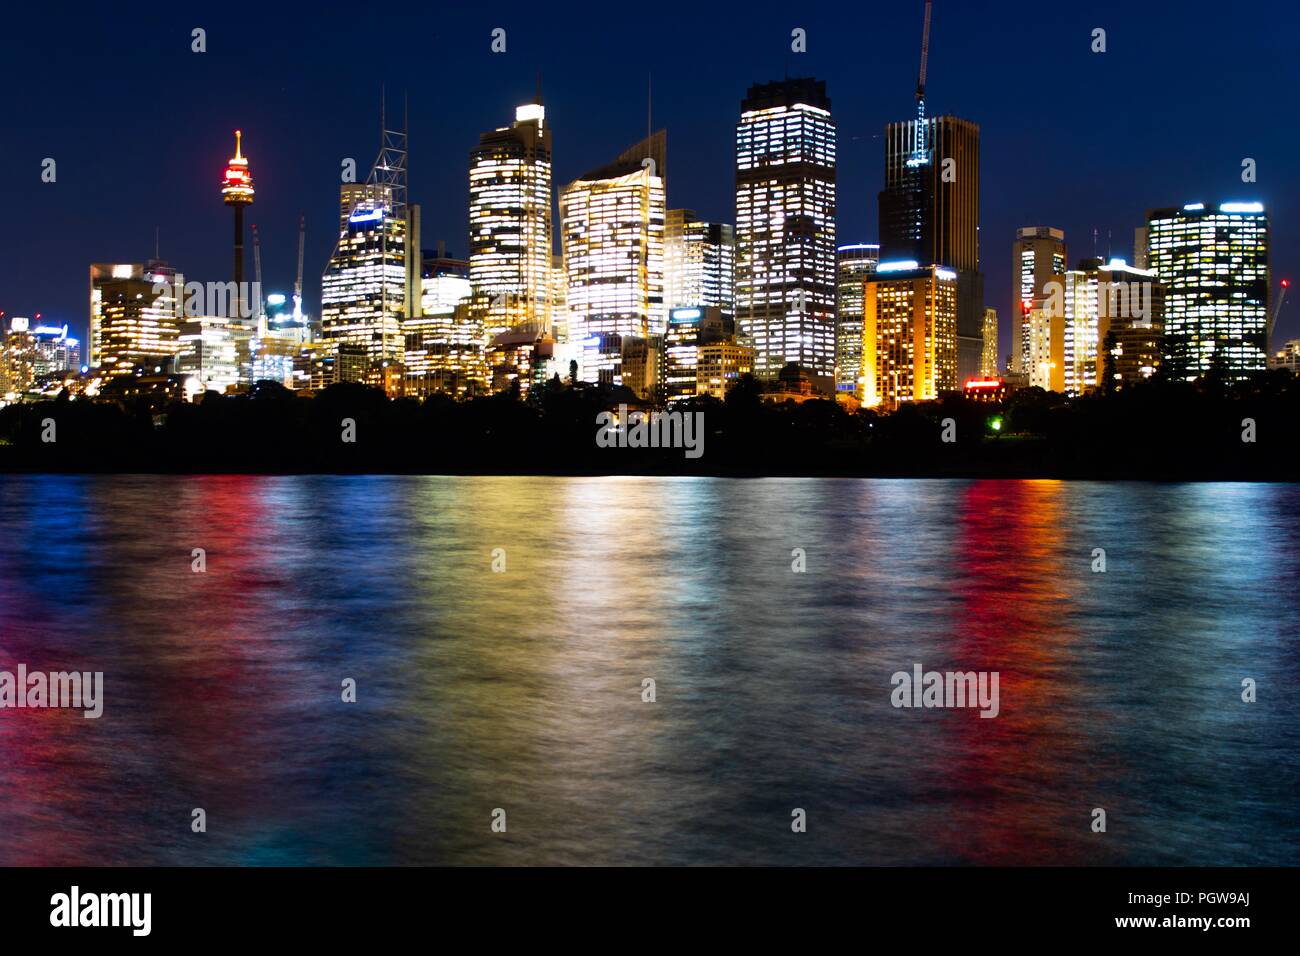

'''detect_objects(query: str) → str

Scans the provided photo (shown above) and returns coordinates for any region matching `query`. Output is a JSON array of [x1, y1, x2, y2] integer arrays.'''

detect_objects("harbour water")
[[1, 475, 1296, 865]]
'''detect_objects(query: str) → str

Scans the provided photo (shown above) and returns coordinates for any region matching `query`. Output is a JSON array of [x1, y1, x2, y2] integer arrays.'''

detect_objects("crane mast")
[[1269, 279, 1290, 343], [909, 1, 934, 166], [251, 222, 265, 330], [916, 0, 932, 117], [294, 214, 306, 323]]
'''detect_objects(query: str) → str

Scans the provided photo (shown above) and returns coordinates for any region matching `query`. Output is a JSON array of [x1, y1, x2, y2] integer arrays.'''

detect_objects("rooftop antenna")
[[535, 70, 543, 105], [647, 72, 652, 145], [154, 226, 159, 260]]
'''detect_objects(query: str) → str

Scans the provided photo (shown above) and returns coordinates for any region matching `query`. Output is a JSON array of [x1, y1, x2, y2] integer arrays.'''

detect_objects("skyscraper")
[[665, 210, 735, 312], [980, 307, 998, 378], [862, 264, 958, 409], [1012, 227, 1067, 374], [321, 110, 421, 380], [1142, 202, 1269, 380], [1047, 256, 1164, 394], [469, 102, 553, 338], [88, 261, 182, 374], [835, 243, 880, 399], [560, 131, 666, 386], [735, 78, 836, 385], [878, 115, 981, 380]]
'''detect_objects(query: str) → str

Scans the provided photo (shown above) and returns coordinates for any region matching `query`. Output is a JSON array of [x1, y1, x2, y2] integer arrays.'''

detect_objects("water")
[[0, 475, 1296, 866]]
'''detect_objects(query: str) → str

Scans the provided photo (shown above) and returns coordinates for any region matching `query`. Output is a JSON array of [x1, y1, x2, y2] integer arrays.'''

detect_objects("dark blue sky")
[[3, 0, 1297, 359]]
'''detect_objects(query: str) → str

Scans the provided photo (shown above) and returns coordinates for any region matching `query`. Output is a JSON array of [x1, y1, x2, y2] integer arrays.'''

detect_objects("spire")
[[234, 129, 243, 161]]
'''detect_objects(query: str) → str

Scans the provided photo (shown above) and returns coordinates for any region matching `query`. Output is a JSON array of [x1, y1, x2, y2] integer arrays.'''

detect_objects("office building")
[[735, 78, 836, 384], [321, 113, 421, 382], [835, 243, 880, 398], [863, 264, 958, 408], [879, 115, 982, 380], [665, 209, 735, 312], [88, 261, 183, 374], [1012, 227, 1067, 374], [469, 102, 553, 338], [1141, 202, 1269, 380], [560, 131, 666, 386], [980, 307, 998, 378]]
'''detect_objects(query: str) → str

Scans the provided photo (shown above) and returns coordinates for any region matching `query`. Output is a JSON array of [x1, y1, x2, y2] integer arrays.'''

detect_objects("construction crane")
[[908, 1, 934, 167], [250, 222, 266, 329], [916, 0, 932, 119], [293, 214, 306, 324], [1269, 278, 1290, 343]]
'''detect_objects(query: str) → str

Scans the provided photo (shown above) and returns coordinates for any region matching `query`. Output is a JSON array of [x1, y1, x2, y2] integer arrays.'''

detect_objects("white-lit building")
[[1140, 202, 1269, 380], [735, 78, 836, 384], [665, 209, 734, 312], [560, 131, 666, 386], [469, 102, 553, 339], [835, 243, 879, 398]]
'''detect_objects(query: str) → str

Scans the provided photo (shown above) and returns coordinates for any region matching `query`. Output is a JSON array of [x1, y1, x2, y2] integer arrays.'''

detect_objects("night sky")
[[2, 0, 1296, 361]]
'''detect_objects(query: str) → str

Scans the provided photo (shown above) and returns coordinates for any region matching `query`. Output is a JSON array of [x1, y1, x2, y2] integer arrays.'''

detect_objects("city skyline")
[[3, 0, 1295, 365]]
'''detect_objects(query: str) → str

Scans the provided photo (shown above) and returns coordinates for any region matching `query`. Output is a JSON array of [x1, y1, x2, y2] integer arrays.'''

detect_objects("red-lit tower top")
[[222, 130, 255, 205]]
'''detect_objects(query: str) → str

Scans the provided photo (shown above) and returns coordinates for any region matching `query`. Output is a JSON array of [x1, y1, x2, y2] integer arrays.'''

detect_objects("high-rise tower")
[[469, 101, 554, 338], [1012, 226, 1067, 373], [320, 100, 421, 380], [560, 131, 667, 386], [878, 2, 983, 381], [1142, 202, 1269, 381], [735, 77, 837, 385], [835, 243, 880, 398]]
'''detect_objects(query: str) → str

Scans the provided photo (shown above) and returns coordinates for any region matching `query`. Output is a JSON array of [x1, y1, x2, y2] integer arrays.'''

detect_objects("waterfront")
[[0, 476, 1296, 865]]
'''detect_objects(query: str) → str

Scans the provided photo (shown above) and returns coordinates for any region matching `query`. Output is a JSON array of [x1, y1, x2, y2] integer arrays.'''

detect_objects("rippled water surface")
[[1, 476, 1297, 865]]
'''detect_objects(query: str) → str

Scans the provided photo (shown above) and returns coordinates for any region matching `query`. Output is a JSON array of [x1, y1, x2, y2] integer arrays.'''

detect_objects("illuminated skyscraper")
[[1047, 256, 1164, 394], [560, 131, 666, 386], [176, 315, 242, 394], [735, 78, 836, 384], [980, 307, 998, 378], [879, 115, 981, 380], [321, 109, 421, 377], [548, 254, 568, 343], [1, 317, 37, 399], [404, 302, 485, 398], [1025, 306, 1063, 392], [862, 264, 958, 409], [469, 102, 553, 338], [664, 305, 735, 402], [1142, 203, 1269, 380], [88, 261, 182, 374], [665, 210, 734, 312], [1012, 227, 1067, 375], [835, 243, 879, 398], [420, 251, 472, 314]]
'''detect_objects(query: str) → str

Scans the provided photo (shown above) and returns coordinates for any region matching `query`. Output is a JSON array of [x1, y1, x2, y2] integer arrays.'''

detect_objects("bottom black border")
[[0, 866, 1281, 941]]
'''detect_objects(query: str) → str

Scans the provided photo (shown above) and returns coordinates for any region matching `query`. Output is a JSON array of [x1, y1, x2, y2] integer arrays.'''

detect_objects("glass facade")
[[1145, 203, 1269, 381], [735, 79, 836, 382]]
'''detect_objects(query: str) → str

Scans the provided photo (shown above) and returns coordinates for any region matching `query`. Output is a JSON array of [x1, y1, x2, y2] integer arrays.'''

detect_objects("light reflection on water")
[[0, 476, 1296, 865]]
